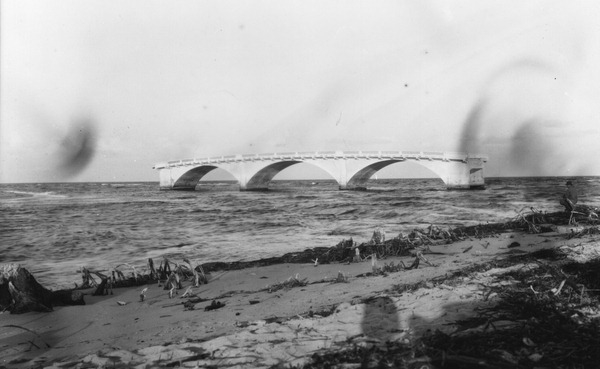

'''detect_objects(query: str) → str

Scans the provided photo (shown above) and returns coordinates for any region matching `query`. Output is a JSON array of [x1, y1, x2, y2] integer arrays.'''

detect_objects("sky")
[[2, 0, 600, 183]]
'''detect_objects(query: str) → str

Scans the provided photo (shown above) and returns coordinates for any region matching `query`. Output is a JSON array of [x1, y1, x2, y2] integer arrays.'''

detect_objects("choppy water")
[[2, 177, 599, 289]]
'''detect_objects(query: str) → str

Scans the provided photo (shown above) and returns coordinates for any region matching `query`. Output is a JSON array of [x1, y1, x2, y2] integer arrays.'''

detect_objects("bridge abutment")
[[159, 167, 195, 190], [419, 157, 485, 190]]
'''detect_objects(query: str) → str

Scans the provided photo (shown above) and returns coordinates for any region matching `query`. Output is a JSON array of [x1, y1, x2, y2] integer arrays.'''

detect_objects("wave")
[[327, 227, 363, 236], [365, 187, 397, 192], [378, 211, 399, 219], [293, 195, 318, 200], [0, 190, 68, 200], [338, 208, 358, 216]]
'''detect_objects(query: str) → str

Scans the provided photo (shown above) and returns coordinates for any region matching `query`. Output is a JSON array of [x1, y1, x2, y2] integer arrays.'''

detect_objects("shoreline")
[[2, 212, 600, 368]]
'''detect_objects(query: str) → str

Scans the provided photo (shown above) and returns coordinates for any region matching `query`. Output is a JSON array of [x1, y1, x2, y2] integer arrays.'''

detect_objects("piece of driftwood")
[[0, 264, 85, 314], [204, 300, 225, 311], [263, 274, 308, 293], [79, 265, 156, 296], [148, 258, 158, 280]]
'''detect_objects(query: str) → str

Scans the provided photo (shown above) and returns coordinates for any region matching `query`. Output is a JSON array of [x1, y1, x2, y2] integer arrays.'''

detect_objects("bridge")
[[153, 150, 487, 191]]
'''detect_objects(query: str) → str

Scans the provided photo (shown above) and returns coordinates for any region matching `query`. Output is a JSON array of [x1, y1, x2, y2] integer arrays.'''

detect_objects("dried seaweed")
[[300, 252, 600, 369], [417, 257, 600, 369], [263, 274, 308, 293], [205, 208, 597, 273]]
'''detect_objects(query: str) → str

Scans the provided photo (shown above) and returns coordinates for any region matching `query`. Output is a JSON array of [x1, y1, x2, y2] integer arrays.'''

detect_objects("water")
[[2, 177, 599, 289]]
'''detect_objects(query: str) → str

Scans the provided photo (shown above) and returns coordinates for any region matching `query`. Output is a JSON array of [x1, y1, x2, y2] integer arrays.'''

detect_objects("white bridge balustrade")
[[153, 150, 488, 191]]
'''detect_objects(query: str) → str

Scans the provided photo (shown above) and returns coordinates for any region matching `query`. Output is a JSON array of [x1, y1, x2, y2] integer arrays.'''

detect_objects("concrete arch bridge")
[[153, 150, 487, 191]]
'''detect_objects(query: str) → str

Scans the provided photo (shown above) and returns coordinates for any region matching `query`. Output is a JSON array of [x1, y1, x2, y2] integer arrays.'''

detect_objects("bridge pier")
[[158, 166, 199, 190], [419, 157, 486, 190]]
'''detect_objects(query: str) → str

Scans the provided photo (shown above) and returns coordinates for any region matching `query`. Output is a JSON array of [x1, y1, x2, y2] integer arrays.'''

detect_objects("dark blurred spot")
[[508, 120, 566, 176], [58, 118, 97, 177], [458, 59, 555, 155], [458, 98, 487, 153]]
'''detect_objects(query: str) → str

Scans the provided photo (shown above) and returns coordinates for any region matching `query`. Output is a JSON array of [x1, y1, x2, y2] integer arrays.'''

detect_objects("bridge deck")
[[153, 151, 487, 170]]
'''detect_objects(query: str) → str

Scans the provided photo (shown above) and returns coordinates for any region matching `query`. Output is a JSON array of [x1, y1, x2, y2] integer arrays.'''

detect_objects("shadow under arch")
[[346, 159, 452, 190], [245, 161, 303, 190], [245, 160, 344, 190], [347, 160, 401, 190], [172, 165, 220, 190], [173, 165, 218, 190]]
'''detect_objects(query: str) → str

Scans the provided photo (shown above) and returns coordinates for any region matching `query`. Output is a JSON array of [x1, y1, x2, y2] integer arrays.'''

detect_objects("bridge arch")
[[234, 160, 342, 190], [345, 160, 400, 189], [243, 161, 301, 190], [171, 165, 221, 189]]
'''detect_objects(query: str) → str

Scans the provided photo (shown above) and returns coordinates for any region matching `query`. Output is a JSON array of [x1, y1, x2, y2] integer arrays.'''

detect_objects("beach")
[[2, 220, 599, 369]]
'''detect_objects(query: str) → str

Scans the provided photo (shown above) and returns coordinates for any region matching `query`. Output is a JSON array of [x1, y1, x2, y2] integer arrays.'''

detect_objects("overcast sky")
[[2, 0, 600, 183]]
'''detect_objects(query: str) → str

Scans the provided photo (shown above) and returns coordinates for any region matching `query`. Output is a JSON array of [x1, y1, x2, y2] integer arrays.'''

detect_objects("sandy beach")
[[2, 222, 599, 368]]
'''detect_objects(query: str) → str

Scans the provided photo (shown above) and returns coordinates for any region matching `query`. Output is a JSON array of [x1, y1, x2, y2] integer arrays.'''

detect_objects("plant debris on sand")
[[297, 246, 600, 369]]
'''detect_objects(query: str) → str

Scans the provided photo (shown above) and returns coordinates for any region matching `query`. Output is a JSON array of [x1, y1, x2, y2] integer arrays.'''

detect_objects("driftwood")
[[79, 259, 162, 296], [76, 257, 209, 299], [0, 264, 85, 314]]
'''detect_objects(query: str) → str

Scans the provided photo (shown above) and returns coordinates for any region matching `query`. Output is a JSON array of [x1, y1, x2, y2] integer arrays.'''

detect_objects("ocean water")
[[2, 177, 599, 289]]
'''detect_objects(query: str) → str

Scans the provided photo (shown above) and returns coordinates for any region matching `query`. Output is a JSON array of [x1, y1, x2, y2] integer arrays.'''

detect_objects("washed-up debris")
[[181, 295, 207, 311], [263, 274, 308, 293], [77, 257, 210, 298], [303, 244, 600, 369], [567, 226, 600, 239], [0, 264, 85, 314], [139, 287, 148, 302], [199, 209, 599, 273], [183, 258, 207, 286], [204, 300, 225, 311], [359, 256, 424, 277], [182, 300, 197, 311], [180, 286, 195, 298], [414, 258, 600, 368], [331, 271, 348, 284]]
